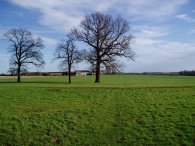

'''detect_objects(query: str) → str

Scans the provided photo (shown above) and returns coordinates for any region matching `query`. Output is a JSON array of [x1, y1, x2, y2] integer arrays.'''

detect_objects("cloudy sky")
[[0, 0, 195, 73]]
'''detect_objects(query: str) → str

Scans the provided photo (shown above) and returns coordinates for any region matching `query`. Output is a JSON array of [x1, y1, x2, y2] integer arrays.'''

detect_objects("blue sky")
[[0, 0, 195, 73]]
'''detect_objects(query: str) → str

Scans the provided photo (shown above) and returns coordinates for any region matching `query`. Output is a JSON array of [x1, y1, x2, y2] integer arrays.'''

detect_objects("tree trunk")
[[68, 64, 71, 84], [17, 64, 21, 83], [68, 74, 71, 84], [95, 58, 100, 83]]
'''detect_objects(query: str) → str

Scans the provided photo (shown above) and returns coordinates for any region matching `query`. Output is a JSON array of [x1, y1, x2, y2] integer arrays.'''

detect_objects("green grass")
[[0, 75, 195, 145]]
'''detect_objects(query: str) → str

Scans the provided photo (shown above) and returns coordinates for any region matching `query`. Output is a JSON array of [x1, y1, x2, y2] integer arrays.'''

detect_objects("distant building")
[[75, 70, 91, 76]]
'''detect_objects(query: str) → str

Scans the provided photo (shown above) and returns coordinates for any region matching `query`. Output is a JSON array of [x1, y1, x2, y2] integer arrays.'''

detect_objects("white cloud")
[[128, 39, 195, 72], [133, 25, 170, 39], [38, 8, 83, 32], [176, 14, 195, 22], [134, 28, 195, 62], [121, 0, 188, 19], [8, 0, 188, 32], [8, 0, 116, 32], [126, 24, 195, 72]]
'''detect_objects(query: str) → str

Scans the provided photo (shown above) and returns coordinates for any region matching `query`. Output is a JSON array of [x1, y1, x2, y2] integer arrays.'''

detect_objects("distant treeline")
[[119, 72, 179, 75], [1, 71, 195, 76], [119, 71, 195, 76], [178, 70, 195, 76]]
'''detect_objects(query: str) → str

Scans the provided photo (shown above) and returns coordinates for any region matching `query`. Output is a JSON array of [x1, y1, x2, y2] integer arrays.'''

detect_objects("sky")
[[0, 0, 195, 73]]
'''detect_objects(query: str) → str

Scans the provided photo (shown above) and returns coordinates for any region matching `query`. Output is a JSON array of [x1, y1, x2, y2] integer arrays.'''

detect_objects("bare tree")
[[54, 34, 82, 84], [4, 28, 44, 82], [72, 12, 135, 83]]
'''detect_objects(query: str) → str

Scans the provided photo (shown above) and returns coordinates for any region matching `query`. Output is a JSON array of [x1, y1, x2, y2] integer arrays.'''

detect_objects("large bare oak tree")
[[72, 12, 134, 83], [4, 28, 45, 82], [54, 34, 82, 84]]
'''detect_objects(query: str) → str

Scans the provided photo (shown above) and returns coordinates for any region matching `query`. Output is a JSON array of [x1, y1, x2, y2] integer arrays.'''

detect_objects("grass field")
[[0, 75, 195, 145]]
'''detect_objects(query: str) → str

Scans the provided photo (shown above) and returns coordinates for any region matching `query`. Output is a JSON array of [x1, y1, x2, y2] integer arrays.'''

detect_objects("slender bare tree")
[[4, 28, 45, 82], [72, 12, 135, 83], [54, 34, 82, 84]]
